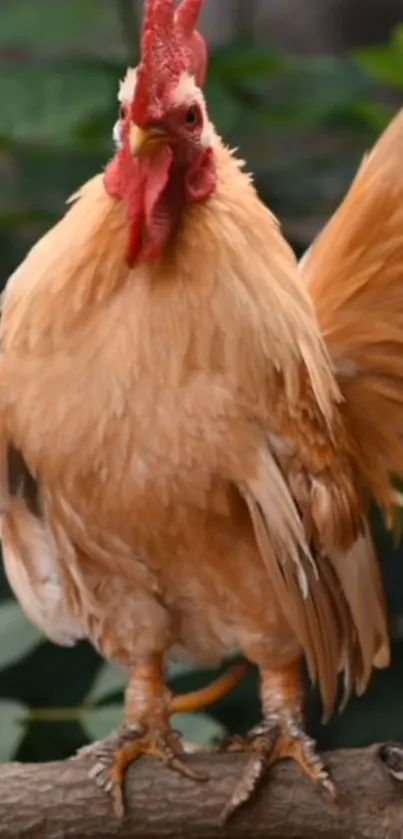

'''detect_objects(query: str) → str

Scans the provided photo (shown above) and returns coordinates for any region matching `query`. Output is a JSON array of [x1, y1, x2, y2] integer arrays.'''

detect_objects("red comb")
[[132, 0, 207, 125], [176, 0, 202, 32], [175, 0, 207, 85]]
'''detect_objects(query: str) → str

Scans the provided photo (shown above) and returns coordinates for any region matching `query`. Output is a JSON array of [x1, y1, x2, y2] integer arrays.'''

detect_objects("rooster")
[[1, 0, 402, 821]]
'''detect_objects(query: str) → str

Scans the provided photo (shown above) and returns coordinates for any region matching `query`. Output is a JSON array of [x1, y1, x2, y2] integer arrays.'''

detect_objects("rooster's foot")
[[77, 723, 207, 817], [221, 713, 336, 821]]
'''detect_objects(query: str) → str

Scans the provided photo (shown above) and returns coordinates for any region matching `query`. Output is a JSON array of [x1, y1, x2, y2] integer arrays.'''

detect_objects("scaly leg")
[[78, 653, 205, 816], [222, 660, 336, 821], [78, 657, 248, 817]]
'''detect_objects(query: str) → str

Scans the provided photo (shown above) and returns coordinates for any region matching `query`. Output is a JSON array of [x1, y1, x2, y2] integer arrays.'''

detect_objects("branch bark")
[[1, 743, 403, 838]]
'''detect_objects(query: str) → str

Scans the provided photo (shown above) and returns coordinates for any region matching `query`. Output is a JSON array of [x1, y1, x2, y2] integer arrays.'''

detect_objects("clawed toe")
[[221, 714, 336, 822], [77, 723, 206, 818]]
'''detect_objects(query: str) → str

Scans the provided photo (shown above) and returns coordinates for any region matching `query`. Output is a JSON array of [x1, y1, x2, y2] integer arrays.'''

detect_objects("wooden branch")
[[1, 743, 403, 838]]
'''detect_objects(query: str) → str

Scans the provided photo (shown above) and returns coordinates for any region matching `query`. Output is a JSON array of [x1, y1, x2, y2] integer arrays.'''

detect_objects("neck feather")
[[1, 175, 131, 351]]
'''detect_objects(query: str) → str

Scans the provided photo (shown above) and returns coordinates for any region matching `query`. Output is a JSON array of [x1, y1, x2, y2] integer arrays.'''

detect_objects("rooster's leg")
[[78, 653, 206, 817], [222, 660, 336, 821]]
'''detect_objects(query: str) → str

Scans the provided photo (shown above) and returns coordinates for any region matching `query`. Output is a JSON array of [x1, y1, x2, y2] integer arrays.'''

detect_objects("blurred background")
[[0, 0, 403, 765]]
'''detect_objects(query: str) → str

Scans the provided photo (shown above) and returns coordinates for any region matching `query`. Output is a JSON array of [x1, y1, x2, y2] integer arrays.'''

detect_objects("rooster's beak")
[[129, 124, 168, 156]]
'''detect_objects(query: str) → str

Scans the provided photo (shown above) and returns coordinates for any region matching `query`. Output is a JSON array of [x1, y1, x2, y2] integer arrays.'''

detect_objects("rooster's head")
[[105, 0, 217, 266]]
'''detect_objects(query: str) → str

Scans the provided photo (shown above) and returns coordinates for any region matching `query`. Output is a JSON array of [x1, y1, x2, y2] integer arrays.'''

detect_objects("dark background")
[[0, 0, 403, 764]]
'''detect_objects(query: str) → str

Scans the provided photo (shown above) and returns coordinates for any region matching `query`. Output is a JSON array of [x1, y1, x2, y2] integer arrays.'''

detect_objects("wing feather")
[[239, 446, 354, 718]]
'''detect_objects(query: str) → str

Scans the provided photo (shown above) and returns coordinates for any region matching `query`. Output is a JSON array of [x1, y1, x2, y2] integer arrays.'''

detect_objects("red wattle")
[[104, 145, 175, 266]]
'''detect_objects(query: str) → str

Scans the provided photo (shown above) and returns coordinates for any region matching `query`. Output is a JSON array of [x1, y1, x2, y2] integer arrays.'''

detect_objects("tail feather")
[[301, 108, 403, 530], [329, 522, 390, 695]]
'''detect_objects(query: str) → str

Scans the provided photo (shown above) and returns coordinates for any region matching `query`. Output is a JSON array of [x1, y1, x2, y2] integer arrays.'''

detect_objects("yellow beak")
[[129, 124, 168, 156]]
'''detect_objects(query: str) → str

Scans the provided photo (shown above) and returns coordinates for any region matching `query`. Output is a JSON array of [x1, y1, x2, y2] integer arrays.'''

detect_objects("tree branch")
[[1, 744, 403, 838]]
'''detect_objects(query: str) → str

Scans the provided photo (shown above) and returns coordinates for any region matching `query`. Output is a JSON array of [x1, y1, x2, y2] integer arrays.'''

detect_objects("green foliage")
[[353, 25, 403, 88], [0, 0, 403, 765], [0, 700, 27, 761], [0, 62, 118, 144], [0, 602, 42, 669]]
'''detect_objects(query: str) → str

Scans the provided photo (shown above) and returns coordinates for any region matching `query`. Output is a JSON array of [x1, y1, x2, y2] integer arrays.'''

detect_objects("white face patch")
[[112, 120, 123, 150], [112, 66, 138, 150], [172, 71, 214, 148], [112, 67, 215, 151], [171, 71, 201, 107], [118, 67, 138, 106]]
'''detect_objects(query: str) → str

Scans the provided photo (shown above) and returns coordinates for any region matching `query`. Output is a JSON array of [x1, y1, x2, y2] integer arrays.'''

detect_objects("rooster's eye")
[[119, 104, 127, 121], [184, 106, 200, 128]]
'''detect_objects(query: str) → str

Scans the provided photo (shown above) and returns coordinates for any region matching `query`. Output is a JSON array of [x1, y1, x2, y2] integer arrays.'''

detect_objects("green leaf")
[[354, 51, 403, 88], [345, 100, 394, 132], [393, 25, 403, 48], [0, 700, 26, 761], [354, 27, 403, 88], [12, 144, 109, 219], [209, 44, 287, 81], [205, 80, 242, 135], [83, 705, 122, 741], [87, 663, 126, 703], [0, 601, 43, 670], [0, 61, 118, 144], [279, 56, 369, 127], [172, 712, 226, 748], [0, 0, 124, 59]]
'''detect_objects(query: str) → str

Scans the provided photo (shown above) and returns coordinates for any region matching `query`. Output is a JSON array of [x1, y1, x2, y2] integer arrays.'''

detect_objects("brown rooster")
[[1, 0, 402, 821]]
